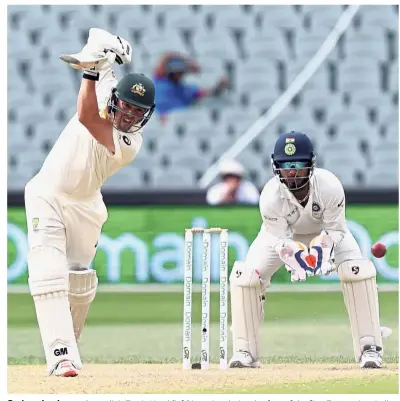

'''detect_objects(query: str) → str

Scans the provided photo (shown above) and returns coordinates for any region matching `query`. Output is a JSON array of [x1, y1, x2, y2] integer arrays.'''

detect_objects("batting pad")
[[229, 261, 264, 360], [28, 246, 82, 373], [337, 258, 383, 362], [68, 267, 98, 341]]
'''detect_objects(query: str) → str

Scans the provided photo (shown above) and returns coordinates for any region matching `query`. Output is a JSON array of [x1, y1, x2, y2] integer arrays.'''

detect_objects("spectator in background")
[[206, 159, 260, 205], [153, 52, 229, 122]]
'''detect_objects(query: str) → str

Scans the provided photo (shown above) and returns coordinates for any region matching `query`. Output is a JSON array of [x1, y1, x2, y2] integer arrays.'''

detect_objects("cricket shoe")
[[51, 360, 79, 377], [229, 351, 260, 368], [360, 345, 383, 369]]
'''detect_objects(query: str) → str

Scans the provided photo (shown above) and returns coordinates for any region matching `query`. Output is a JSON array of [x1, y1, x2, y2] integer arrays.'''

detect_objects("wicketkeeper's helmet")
[[271, 131, 316, 191]]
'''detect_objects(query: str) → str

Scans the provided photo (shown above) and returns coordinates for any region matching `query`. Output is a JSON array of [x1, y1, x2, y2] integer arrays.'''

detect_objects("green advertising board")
[[7, 205, 399, 285]]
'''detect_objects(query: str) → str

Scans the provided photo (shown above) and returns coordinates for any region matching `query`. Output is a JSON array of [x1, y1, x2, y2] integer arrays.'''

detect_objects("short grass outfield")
[[8, 291, 398, 394]]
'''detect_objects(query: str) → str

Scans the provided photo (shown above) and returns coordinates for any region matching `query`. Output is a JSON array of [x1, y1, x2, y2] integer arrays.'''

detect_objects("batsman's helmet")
[[107, 72, 156, 133], [271, 131, 316, 191]]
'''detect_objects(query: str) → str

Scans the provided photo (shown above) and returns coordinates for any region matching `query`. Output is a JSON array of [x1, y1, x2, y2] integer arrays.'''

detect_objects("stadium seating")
[[7, 5, 399, 190]]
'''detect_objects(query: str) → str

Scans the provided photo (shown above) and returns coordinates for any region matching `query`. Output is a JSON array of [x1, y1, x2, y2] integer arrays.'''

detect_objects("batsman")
[[229, 131, 391, 369], [24, 28, 156, 377]]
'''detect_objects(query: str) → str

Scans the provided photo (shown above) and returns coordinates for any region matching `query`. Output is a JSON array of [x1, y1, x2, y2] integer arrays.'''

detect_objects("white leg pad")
[[68, 267, 98, 341], [28, 246, 82, 374], [229, 261, 263, 360], [337, 258, 383, 362]]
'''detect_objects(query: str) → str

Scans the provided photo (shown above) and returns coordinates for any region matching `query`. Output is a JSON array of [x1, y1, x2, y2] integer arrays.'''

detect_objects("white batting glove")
[[276, 240, 314, 283], [86, 28, 132, 65], [60, 28, 131, 74], [309, 230, 335, 276]]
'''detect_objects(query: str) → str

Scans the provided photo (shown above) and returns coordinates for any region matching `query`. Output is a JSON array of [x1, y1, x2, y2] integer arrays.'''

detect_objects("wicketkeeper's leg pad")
[[68, 266, 98, 342], [337, 258, 383, 362], [229, 261, 264, 360], [28, 246, 82, 374]]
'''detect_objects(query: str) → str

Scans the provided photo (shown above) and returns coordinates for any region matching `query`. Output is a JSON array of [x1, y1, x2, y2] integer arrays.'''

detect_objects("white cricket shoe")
[[51, 360, 79, 377], [229, 351, 261, 368], [360, 345, 383, 369]]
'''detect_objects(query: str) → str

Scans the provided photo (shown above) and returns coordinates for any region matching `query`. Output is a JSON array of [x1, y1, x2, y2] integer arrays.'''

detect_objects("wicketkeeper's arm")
[[321, 175, 347, 246], [259, 190, 313, 282], [259, 187, 292, 251]]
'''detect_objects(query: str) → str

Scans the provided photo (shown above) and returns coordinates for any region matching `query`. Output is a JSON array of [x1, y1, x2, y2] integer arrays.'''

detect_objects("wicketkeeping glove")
[[276, 240, 316, 283], [309, 230, 335, 276]]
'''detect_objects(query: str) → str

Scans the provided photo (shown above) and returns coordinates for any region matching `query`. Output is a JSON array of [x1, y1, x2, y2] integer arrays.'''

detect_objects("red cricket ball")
[[371, 242, 387, 258]]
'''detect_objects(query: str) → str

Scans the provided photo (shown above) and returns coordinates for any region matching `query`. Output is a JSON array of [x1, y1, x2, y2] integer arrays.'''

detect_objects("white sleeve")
[[206, 184, 223, 205], [108, 130, 143, 166], [321, 173, 347, 246], [259, 185, 291, 250], [96, 67, 118, 110]]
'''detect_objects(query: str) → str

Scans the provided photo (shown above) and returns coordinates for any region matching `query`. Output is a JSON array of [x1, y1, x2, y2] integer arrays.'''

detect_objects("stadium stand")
[[7, 5, 399, 190]]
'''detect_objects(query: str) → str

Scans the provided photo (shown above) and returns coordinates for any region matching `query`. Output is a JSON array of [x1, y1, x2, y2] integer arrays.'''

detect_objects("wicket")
[[182, 227, 229, 370]]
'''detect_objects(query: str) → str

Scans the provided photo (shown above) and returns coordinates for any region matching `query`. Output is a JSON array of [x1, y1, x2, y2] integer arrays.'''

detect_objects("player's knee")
[[28, 246, 68, 297], [337, 258, 376, 282], [229, 261, 261, 288], [68, 269, 98, 304]]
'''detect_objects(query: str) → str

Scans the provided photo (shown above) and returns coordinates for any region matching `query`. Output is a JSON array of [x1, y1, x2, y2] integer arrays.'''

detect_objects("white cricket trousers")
[[24, 182, 108, 269]]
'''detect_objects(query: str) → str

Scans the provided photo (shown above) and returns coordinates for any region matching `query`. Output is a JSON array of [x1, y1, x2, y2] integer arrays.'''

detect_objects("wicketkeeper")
[[229, 131, 391, 369]]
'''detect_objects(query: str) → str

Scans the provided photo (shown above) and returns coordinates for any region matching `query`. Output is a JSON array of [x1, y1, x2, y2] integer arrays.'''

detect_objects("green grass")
[[8, 291, 399, 326], [7, 290, 399, 394], [198, 375, 398, 394], [8, 291, 398, 365]]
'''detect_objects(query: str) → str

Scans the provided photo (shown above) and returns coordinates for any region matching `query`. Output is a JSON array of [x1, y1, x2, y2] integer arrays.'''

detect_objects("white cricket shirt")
[[28, 67, 142, 199], [259, 168, 347, 248]]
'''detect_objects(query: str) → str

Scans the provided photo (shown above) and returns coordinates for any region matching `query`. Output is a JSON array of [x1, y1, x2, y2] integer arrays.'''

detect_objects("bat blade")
[[60, 53, 108, 70]]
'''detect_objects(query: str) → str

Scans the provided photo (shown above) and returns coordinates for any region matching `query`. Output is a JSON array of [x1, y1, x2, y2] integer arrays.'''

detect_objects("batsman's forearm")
[[77, 78, 100, 125]]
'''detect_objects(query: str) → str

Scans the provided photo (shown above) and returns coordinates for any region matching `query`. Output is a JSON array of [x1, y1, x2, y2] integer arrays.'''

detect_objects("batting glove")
[[86, 28, 132, 65], [61, 28, 132, 81]]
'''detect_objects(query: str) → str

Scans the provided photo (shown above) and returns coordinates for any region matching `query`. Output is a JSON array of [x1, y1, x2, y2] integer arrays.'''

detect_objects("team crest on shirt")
[[32, 217, 39, 231], [284, 143, 296, 155], [131, 83, 146, 96], [312, 202, 322, 218]]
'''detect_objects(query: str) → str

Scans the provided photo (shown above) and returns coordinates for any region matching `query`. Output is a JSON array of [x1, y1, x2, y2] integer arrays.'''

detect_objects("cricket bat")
[[60, 51, 116, 71]]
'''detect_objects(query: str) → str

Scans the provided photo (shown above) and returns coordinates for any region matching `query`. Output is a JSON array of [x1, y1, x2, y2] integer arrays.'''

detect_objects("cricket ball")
[[371, 242, 386, 258]]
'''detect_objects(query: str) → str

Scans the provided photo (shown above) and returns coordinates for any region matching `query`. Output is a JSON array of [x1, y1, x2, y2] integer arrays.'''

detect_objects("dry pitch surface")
[[8, 363, 398, 394]]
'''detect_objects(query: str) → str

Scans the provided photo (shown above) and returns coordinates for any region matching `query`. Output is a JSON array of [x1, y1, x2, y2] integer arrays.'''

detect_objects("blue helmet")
[[271, 131, 316, 191]]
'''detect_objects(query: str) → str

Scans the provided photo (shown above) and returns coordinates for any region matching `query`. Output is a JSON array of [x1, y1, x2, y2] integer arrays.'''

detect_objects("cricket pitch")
[[8, 363, 398, 394]]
